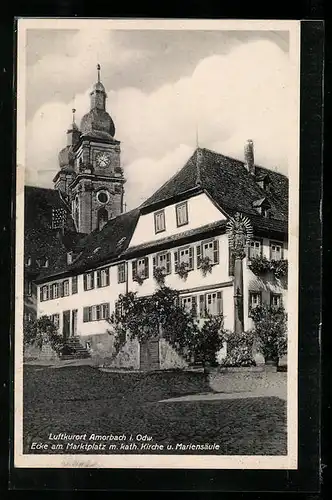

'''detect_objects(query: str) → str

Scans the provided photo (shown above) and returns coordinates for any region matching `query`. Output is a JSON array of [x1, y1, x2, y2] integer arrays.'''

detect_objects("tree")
[[250, 304, 287, 364], [109, 286, 225, 368], [24, 315, 63, 353]]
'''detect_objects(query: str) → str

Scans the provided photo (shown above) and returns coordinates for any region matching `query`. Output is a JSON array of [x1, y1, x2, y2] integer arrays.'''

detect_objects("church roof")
[[141, 148, 288, 227]]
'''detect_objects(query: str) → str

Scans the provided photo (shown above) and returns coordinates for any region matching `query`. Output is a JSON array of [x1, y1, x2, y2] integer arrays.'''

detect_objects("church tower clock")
[[53, 64, 125, 234]]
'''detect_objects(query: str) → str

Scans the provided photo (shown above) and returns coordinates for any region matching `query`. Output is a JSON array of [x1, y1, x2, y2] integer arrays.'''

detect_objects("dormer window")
[[252, 198, 271, 218], [36, 257, 49, 268], [154, 209, 166, 234], [25, 256, 32, 267], [67, 252, 73, 265]]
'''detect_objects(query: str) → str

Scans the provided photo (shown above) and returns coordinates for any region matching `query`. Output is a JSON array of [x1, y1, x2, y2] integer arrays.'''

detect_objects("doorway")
[[62, 310, 70, 339], [140, 337, 160, 371]]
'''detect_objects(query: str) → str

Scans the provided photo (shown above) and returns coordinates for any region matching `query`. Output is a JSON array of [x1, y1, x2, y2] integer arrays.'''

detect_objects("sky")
[[25, 28, 291, 209]]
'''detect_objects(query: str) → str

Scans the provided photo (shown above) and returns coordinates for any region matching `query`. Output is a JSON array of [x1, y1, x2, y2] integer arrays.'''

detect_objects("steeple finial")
[[97, 63, 101, 83], [72, 108, 76, 125]]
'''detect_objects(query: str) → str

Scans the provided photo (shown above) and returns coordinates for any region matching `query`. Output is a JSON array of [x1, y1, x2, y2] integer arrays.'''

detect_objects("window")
[[153, 252, 171, 275], [83, 303, 109, 322], [270, 242, 283, 261], [132, 257, 149, 281], [63, 280, 70, 296], [180, 296, 197, 316], [176, 201, 188, 227], [52, 283, 59, 299], [117, 263, 126, 283], [206, 292, 223, 316], [84, 271, 95, 291], [72, 276, 78, 294], [97, 268, 110, 288], [197, 239, 219, 267], [248, 240, 262, 259], [198, 292, 223, 317], [51, 314, 60, 328], [154, 210, 166, 233], [271, 293, 282, 308], [174, 246, 194, 272], [40, 285, 49, 302], [249, 291, 262, 314]]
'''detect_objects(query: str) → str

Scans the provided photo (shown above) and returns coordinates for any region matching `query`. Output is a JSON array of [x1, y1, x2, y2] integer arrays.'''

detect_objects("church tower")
[[53, 64, 125, 234]]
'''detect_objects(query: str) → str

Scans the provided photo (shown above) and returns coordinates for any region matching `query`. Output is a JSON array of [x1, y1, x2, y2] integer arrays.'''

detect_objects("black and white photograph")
[[15, 19, 300, 469]]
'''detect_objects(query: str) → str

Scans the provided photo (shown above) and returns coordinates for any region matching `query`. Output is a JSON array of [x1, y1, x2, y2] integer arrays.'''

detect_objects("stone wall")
[[81, 332, 140, 369], [24, 342, 58, 361], [159, 338, 188, 370]]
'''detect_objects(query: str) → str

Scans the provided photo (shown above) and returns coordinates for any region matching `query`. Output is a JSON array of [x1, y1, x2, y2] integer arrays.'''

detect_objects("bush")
[[220, 330, 256, 367], [250, 304, 287, 362], [24, 315, 63, 353], [192, 315, 225, 366]]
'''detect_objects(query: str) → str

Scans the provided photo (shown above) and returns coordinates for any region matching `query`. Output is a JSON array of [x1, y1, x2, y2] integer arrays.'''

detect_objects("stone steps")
[[61, 336, 91, 359]]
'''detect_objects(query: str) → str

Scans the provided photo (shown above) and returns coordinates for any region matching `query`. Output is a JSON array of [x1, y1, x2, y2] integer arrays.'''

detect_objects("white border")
[[15, 18, 300, 469]]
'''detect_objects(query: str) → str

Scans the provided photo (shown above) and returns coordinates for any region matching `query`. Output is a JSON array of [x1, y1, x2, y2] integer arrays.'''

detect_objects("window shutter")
[[49, 285, 53, 300], [189, 247, 194, 270], [83, 274, 87, 291], [144, 257, 149, 278], [60, 282, 64, 297], [40, 287, 43, 302], [106, 268, 110, 286], [91, 272, 95, 289], [72, 276, 78, 294], [217, 291, 223, 314], [166, 252, 171, 274], [191, 296, 197, 317], [199, 294, 205, 317], [117, 265, 121, 283], [213, 239, 219, 264], [174, 250, 179, 272], [153, 256, 156, 275], [132, 260, 137, 281], [96, 270, 101, 288], [196, 244, 202, 268]]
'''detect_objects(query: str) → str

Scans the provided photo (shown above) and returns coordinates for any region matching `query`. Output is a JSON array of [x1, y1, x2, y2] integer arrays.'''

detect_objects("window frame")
[[248, 239, 263, 259], [270, 240, 284, 261], [248, 291, 262, 316], [63, 280, 70, 297], [270, 292, 283, 308], [175, 201, 189, 227], [52, 282, 59, 299], [154, 209, 166, 234], [117, 262, 126, 283]]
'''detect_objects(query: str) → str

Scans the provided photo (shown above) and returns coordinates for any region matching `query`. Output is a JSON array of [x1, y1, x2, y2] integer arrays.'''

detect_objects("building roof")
[[141, 148, 288, 227], [29, 147, 288, 283], [24, 186, 79, 275], [36, 208, 140, 281]]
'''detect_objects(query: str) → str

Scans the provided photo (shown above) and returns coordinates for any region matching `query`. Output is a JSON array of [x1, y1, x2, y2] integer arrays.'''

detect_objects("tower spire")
[[97, 63, 101, 83], [72, 108, 76, 126]]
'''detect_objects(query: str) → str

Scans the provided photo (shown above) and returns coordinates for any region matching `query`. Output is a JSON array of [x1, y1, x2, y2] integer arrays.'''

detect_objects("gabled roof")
[[141, 148, 288, 227]]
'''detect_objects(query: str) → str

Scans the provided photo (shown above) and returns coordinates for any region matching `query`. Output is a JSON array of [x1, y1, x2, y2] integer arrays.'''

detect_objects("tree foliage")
[[220, 330, 256, 367], [109, 286, 225, 365], [23, 315, 63, 352], [250, 304, 287, 361]]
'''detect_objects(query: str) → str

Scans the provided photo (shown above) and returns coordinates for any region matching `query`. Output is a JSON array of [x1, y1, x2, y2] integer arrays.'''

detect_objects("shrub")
[[250, 304, 287, 362], [220, 330, 256, 367], [193, 314, 225, 366], [24, 315, 63, 353]]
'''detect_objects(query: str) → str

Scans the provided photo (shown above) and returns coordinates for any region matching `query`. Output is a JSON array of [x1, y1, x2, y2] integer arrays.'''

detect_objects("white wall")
[[129, 193, 226, 248]]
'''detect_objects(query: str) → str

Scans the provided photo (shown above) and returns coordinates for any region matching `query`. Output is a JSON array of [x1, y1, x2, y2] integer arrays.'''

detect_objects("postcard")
[[14, 18, 301, 469]]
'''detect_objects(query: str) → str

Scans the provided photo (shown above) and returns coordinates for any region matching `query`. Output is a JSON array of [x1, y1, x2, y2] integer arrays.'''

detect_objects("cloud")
[[25, 37, 291, 209]]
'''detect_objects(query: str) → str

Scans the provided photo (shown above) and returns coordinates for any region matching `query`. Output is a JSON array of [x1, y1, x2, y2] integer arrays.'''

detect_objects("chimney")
[[244, 139, 255, 175]]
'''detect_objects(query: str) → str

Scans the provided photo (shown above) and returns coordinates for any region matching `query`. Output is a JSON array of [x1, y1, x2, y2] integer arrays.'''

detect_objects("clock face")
[[96, 152, 111, 168]]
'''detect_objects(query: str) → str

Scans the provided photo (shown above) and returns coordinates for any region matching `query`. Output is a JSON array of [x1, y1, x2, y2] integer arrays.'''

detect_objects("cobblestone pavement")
[[23, 365, 287, 456]]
